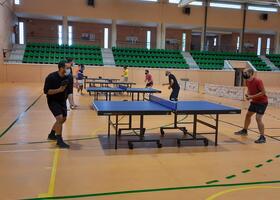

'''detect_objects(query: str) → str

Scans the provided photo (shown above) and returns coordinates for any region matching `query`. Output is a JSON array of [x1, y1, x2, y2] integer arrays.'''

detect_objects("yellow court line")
[[206, 186, 280, 200], [38, 148, 60, 198]]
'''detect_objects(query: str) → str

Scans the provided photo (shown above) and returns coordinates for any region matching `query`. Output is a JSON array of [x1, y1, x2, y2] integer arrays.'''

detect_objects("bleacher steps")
[[101, 48, 115, 66], [259, 55, 279, 71], [181, 52, 199, 69]]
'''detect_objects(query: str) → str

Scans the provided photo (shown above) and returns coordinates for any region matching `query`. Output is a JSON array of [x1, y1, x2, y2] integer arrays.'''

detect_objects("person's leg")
[[48, 123, 57, 140], [235, 111, 255, 135], [255, 114, 266, 143], [55, 115, 70, 148], [256, 114, 265, 136], [68, 94, 77, 109]]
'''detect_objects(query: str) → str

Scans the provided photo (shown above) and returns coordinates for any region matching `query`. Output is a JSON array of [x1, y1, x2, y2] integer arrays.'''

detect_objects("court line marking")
[[24, 180, 280, 200], [38, 148, 60, 198], [206, 186, 280, 200], [0, 93, 43, 138]]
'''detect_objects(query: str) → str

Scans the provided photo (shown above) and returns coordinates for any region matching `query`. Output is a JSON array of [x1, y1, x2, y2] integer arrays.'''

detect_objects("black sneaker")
[[48, 132, 57, 140], [255, 136, 266, 144], [234, 129, 248, 136], [57, 141, 70, 149]]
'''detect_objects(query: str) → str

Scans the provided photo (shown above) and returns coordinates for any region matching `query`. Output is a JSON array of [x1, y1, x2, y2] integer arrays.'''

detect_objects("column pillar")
[[275, 31, 280, 54], [62, 16, 68, 45], [201, 0, 208, 51], [111, 20, 117, 48], [161, 23, 166, 49], [240, 4, 247, 53], [156, 23, 162, 49]]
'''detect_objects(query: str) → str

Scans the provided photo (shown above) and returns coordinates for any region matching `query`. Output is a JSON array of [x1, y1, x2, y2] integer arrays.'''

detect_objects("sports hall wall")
[[0, 0, 16, 82], [15, 0, 280, 31]]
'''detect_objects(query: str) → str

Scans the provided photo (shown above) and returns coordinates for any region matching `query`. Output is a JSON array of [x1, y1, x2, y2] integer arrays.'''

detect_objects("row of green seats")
[[191, 51, 257, 56], [25, 49, 101, 54], [115, 60, 186, 65], [114, 52, 183, 58], [23, 57, 103, 65], [26, 43, 101, 50], [114, 57, 185, 63], [192, 55, 261, 61], [24, 52, 101, 59], [112, 47, 180, 54]]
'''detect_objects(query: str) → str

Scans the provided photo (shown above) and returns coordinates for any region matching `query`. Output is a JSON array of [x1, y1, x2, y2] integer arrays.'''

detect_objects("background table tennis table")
[[86, 80, 136, 88], [87, 86, 161, 101], [93, 95, 241, 149], [83, 77, 121, 88]]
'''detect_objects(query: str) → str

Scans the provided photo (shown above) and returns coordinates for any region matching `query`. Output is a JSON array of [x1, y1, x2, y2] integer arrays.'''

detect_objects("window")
[[178, 0, 203, 6], [248, 5, 278, 13], [210, 2, 241, 9], [237, 36, 240, 51], [68, 26, 73, 46], [214, 37, 217, 47], [257, 37, 262, 55], [182, 33, 186, 51], [146, 31, 151, 50], [14, 0, 20, 5], [266, 38, 271, 54], [104, 28, 109, 48], [169, 0, 180, 3], [58, 25, 63, 45], [19, 22, 24, 45]]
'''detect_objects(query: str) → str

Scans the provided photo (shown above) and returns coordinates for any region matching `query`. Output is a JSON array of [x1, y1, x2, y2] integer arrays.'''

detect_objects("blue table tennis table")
[[93, 95, 241, 149], [87, 86, 161, 101]]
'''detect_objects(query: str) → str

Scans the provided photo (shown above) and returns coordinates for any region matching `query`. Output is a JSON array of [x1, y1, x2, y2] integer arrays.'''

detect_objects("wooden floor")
[[0, 83, 280, 200]]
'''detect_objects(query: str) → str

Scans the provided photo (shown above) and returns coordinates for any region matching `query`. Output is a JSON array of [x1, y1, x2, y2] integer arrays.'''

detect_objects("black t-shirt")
[[169, 74, 180, 89], [44, 72, 69, 104]]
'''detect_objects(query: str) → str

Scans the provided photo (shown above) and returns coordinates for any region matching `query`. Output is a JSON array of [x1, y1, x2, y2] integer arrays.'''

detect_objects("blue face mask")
[[65, 69, 71, 76]]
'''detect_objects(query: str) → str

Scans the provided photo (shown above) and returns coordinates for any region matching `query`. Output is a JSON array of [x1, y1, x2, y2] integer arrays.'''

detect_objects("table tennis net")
[[149, 95, 177, 110]]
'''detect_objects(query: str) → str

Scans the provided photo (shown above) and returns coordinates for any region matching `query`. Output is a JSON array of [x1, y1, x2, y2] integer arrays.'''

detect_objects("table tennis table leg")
[[193, 114, 197, 139], [115, 115, 119, 149], [215, 114, 219, 146], [137, 93, 140, 101], [131, 93, 134, 101], [108, 116, 111, 137]]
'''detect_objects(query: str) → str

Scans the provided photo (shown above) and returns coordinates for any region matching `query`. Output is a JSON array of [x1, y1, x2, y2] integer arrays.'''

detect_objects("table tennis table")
[[87, 86, 161, 101], [86, 80, 136, 88], [84, 77, 120, 88], [93, 95, 241, 149]]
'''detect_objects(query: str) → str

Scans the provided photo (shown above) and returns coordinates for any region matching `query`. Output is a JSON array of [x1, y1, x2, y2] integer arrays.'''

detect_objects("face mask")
[[243, 73, 250, 80], [65, 69, 71, 76]]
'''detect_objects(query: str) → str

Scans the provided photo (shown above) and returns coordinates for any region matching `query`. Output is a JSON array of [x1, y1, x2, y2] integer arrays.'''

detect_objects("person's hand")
[[245, 94, 252, 100], [58, 85, 67, 92]]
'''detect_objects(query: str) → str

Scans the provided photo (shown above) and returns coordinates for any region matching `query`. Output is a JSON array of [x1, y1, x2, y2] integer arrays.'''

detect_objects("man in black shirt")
[[164, 71, 180, 101], [44, 61, 70, 148]]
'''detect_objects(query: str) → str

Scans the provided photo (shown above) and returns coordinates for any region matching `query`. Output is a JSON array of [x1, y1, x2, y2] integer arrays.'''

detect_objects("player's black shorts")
[[248, 102, 268, 115], [170, 87, 180, 101], [48, 101, 67, 117], [146, 82, 153, 88]]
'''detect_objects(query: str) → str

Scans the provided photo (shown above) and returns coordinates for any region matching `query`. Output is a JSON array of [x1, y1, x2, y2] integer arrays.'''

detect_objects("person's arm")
[[47, 87, 66, 95], [44, 76, 66, 95], [247, 80, 266, 100]]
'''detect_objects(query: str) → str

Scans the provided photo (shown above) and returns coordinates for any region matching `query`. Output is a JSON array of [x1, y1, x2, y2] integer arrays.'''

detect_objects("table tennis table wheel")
[[128, 142, 133, 149], [157, 142, 162, 148], [160, 129, 165, 136], [204, 139, 209, 146]]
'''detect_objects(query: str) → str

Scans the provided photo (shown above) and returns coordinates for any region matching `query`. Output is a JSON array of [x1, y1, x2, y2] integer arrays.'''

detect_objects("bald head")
[[243, 68, 254, 80]]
